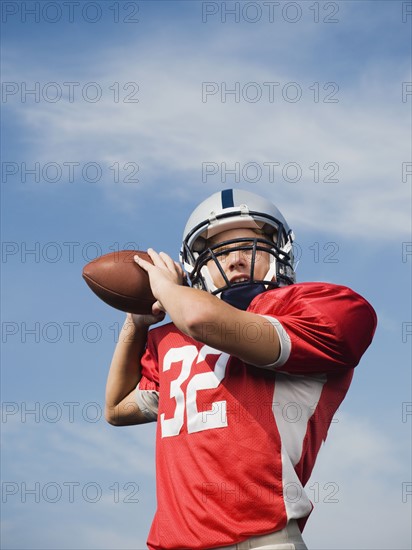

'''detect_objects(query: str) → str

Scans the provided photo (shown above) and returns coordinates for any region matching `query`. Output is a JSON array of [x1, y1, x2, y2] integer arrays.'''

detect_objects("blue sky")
[[1, 1, 411, 549]]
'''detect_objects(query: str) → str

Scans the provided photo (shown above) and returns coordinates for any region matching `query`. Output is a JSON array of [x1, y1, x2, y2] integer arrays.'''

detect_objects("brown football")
[[82, 250, 156, 315]]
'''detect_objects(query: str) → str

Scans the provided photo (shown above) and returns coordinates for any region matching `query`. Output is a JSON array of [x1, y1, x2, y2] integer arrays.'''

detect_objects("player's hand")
[[134, 249, 185, 315]]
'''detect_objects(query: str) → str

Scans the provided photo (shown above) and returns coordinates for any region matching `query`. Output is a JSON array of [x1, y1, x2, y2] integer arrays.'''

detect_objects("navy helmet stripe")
[[221, 189, 234, 209]]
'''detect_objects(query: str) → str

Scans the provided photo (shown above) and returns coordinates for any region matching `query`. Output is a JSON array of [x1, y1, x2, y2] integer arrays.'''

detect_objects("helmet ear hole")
[[261, 224, 278, 242], [193, 237, 207, 253]]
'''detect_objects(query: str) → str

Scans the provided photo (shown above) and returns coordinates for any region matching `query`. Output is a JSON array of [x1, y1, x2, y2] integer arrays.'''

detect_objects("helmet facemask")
[[182, 227, 295, 296]]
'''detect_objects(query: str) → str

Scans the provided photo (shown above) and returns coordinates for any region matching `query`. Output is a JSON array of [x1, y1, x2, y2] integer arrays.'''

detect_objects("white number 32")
[[160, 345, 230, 438]]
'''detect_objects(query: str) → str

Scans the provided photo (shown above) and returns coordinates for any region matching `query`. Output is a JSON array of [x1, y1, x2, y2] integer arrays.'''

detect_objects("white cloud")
[[51, 421, 157, 477], [2, 412, 156, 479], [3, 25, 410, 239]]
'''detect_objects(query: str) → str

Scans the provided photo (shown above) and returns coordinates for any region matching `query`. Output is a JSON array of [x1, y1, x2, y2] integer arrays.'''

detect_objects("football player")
[[105, 189, 377, 550]]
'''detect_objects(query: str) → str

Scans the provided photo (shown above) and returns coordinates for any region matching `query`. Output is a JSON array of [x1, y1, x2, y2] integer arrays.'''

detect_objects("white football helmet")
[[180, 189, 295, 308]]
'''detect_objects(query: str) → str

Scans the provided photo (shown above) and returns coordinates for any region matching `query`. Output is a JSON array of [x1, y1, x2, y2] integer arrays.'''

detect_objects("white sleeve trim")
[[135, 383, 159, 422], [258, 315, 292, 369]]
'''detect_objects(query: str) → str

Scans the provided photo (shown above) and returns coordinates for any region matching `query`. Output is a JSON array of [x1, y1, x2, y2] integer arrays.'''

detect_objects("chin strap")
[[220, 282, 268, 311]]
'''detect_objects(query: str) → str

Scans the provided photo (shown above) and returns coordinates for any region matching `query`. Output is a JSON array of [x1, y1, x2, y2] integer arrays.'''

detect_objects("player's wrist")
[[148, 278, 176, 309], [125, 312, 162, 329], [125, 313, 146, 330]]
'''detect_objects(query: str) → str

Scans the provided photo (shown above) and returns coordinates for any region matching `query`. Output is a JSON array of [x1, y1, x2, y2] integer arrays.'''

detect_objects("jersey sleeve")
[[139, 329, 160, 390], [248, 283, 377, 374], [135, 328, 160, 421]]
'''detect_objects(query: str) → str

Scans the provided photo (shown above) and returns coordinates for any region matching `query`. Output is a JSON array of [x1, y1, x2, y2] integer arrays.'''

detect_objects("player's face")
[[206, 228, 271, 287]]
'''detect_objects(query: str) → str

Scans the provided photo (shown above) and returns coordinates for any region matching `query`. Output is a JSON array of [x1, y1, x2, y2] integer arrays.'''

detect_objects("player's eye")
[[213, 243, 256, 262], [213, 245, 232, 256]]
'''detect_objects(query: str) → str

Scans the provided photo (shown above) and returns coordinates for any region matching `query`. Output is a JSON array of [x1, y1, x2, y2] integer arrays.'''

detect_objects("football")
[[82, 250, 156, 315]]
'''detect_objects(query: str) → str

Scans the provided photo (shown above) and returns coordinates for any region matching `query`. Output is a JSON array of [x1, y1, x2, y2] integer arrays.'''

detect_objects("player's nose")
[[226, 249, 247, 269]]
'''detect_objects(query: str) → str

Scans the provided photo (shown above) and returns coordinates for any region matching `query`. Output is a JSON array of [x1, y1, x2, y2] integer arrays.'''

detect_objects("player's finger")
[[146, 309, 165, 323], [134, 254, 152, 271], [173, 261, 186, 284], [159, 252, 176, 272], [146, 248, 165, 267]]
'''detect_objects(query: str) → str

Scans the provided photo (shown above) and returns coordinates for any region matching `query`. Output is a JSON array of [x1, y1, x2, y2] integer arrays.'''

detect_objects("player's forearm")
[[105, 317, 148, 419], [157, 282, 221, 335], [157, 282, 280, 366]]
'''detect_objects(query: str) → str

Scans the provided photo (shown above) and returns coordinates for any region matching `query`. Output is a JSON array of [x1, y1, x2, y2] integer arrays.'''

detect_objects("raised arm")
[[105, 312, 163, 426]]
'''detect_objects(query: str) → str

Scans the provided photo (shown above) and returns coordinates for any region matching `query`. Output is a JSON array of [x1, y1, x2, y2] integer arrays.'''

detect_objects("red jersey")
[[137, 282, 377, 550]]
